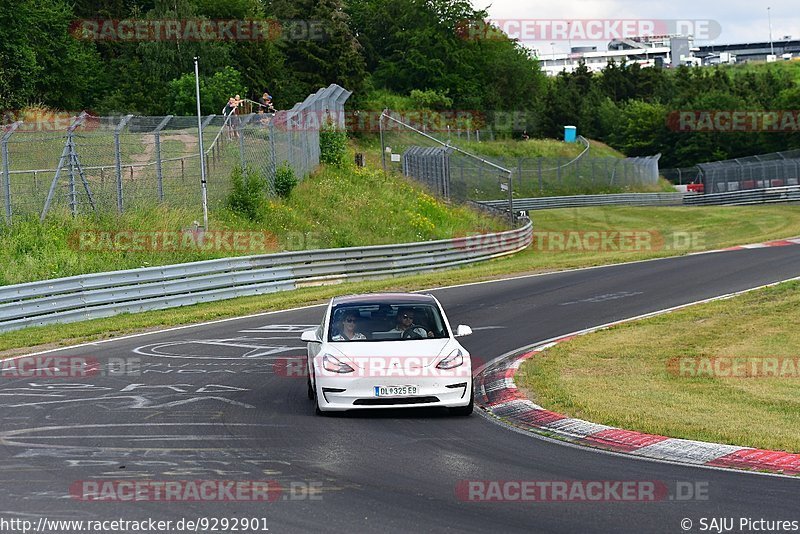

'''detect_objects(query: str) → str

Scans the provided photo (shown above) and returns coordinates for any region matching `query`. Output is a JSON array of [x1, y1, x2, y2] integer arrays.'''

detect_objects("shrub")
[[320, 120, 348, 166], [274, 163, 298, 198], [226, 165, 265, 221], [409, 89, 452, 110]]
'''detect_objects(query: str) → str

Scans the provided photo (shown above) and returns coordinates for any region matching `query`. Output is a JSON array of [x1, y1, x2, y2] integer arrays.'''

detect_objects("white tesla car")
[[301, 293, 474, 415]]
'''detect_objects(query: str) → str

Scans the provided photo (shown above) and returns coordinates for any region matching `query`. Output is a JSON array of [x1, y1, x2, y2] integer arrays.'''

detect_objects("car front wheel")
[[450, 387, 474, 416]]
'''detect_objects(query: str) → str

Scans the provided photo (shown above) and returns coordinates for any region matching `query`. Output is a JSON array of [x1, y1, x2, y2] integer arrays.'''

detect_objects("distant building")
[[538, 34, 691, 75], [537, 35, 800, 76]]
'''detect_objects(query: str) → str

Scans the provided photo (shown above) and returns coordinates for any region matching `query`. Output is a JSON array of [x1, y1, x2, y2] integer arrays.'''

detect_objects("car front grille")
[[353, 396, 440, 406]]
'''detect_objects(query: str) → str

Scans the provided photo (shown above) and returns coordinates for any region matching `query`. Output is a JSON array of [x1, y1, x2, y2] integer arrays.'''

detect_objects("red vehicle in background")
[[687, 182, 704, 193]]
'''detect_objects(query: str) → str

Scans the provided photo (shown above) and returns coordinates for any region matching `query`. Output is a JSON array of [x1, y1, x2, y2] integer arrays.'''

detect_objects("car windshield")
[[328, 303, 449, 341]]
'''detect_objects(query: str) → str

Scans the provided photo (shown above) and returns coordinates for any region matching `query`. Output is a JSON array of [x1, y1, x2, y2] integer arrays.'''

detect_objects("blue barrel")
[[564, 125, 577, 143]]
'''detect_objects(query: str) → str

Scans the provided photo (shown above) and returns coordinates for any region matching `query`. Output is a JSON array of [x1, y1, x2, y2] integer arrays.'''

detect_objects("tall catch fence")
[[378, 110, 660, 214], [0, 84, 351, 224], [662, 149, 800, 193]]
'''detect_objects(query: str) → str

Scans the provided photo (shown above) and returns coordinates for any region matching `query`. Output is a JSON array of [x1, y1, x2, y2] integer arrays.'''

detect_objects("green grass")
[[516, 280, 800, 452], [3, 204, 800, 356], [458, 137, 623, 159], [353, 133, 624, 161], [0, 163, 506, 285]]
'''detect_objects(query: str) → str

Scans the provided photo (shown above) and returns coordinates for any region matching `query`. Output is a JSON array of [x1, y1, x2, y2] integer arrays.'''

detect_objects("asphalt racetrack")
[[2, 246, 800, 533]]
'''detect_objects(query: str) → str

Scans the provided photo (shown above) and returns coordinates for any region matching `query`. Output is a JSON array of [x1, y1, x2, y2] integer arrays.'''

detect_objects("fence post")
[[557, 158, 562, 188], [379, 110, 388, 174], [507, 169, 514, 225], [238, 114, 255, 171], [623, 159, 628, 185], [153, 115, 172, 202], [199, 114, 216, 204], [41, 113, 88, 222], [517, 158, 523, 196], [114, 114, 134, 213], [1, 121, 21, 224], [268, 120, 277, 192], [68, 136, 78, 217], [538, 158, 543, 193]]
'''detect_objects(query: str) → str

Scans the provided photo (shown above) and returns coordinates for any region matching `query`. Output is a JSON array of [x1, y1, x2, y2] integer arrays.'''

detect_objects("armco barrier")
[[0, 221, 532, 332], [478, 192, 685, 211], [479, 186, 800, 211], [682, 185, 800, 206]]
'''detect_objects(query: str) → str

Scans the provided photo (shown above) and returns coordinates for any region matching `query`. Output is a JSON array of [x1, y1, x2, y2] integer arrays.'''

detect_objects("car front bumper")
[[315, 374, 472, 411]]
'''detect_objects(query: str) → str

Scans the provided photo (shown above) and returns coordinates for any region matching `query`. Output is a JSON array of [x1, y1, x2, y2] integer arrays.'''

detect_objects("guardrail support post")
[[2, 121, 21, 224]]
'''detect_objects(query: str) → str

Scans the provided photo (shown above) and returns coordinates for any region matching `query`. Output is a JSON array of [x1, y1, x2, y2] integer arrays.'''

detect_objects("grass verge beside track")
[[517, 280, 800, 453], [2, 205, 800, 356]]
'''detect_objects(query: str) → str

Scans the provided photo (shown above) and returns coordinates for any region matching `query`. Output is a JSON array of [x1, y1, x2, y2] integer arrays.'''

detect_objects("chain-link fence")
[[699, 149, 800, 194], [379, 111, 661, 211], [660, 167, 702, 185], [662, 149, 800, 193], [0, 84, 351, 224]]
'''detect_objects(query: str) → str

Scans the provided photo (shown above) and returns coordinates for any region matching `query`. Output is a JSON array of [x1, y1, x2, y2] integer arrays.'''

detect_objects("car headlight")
[[322, 354, 354, 373], [436, 348, 464, 369]]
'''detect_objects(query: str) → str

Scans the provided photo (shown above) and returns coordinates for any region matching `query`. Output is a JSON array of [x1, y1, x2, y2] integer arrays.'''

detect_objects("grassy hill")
[[0, 163, 506, 286]]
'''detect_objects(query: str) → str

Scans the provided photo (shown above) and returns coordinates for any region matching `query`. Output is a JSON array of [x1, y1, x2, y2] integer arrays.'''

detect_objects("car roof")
[[331, 293, 437, 306]]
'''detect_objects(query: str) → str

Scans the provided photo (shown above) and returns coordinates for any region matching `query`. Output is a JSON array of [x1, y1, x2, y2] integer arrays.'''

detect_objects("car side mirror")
[[455, 325, 472, 337], [301, 329, 321, 343]]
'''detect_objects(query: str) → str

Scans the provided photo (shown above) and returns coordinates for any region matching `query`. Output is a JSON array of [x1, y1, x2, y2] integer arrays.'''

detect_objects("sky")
[[471, 0, 800, 55]]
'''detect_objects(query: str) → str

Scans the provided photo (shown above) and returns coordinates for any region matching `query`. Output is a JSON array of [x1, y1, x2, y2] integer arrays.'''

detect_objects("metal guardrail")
[[479, 192, 685, 211], [479, 185, 800, 212], [0, 221, 533, 333], [682, 185, 800, 206]]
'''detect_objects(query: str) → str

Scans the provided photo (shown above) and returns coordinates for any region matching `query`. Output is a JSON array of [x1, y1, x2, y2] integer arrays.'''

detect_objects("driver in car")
[[390, 308, 433, 338]]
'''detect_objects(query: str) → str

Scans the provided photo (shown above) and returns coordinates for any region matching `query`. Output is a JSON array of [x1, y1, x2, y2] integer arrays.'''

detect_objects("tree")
[[0, 0, 101, 111], [168, 66, 246, 115], [271, 0, 366, 103]]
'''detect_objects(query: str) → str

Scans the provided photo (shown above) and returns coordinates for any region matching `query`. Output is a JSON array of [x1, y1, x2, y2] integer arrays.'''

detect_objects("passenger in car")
[[332, 310, 367, 341]]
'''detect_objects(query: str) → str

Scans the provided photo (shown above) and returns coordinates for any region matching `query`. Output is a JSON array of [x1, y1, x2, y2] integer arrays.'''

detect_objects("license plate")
[[374, 385, 418, 397]]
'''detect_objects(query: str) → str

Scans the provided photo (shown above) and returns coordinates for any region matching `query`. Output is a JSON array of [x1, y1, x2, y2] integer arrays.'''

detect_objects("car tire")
[[450, 387, 474, 416], [313, 384, 327, 416], [307, 374, 314, 400]]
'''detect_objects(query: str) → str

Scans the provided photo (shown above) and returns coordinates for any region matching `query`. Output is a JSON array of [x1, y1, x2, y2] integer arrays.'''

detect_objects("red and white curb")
[[476, 340, 800, 476], [475, 271, 800, 477], [690, 237, 800, 255]]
